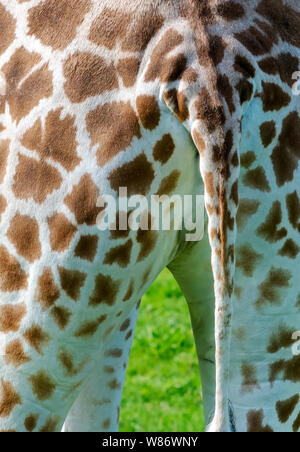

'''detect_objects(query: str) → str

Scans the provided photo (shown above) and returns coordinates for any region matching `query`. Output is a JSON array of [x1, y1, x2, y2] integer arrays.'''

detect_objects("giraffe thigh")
[[63, 304, 139, 432], [168, 229, 215, 429]]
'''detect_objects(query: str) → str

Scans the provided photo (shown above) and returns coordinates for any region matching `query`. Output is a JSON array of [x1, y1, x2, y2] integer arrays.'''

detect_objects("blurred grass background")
[[120, 269, 205, 432]]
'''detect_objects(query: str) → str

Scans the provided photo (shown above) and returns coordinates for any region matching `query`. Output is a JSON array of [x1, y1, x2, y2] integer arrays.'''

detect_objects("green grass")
[[120, 269, 205, 432]]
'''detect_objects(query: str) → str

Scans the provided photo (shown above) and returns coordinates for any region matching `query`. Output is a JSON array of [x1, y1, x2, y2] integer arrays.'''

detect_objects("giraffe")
[[0, 0, 299, 433]]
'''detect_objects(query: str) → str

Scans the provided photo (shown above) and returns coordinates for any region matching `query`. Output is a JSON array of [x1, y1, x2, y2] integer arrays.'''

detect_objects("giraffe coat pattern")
[[0, 0, 299, 432]]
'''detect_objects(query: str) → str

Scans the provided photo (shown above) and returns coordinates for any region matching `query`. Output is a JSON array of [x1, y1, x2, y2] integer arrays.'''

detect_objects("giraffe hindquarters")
[[168, 230, 216, 429], [63, 304, 139, 432]]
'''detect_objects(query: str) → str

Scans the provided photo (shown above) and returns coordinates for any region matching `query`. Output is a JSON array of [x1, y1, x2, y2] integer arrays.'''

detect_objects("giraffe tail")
[[164, 63, 241, 430]]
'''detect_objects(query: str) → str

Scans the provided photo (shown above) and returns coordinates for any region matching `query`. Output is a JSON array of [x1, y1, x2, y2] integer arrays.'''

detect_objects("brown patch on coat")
[[89, 274, 120, 307], [110, 211, 131, 240], [57, 348, 85, 376], [267, 325, 296, 354], [234, 55, 256, 79], [104, 240, 133, 268], [117, 58, 140, 88], [36, 268, 60, 311], [24, 414, 39, 432], [58, 267, 87, 301], [50, 306, 72, 330], [102, 419, 111, 430], [247, 409, 273, 432], [21, 109, 81, 171], [28, 0, 91, 50], [0, 47, 52, 122], [261, 82, 290, 111], [125, 330, 133, 341], [144, 29, 184, 82], [235, 20, 275, 57], [0, 380, 22, 418], [0, 140, 9, 184], [216, 1, 245, 20], [121, 9, 164, 52], [137, 227, 158, 262], [256, 267, 291, 308], [64, 52, 118, 103], [64, 174, 102, 225], [123, 280, 134, 302], [0, 4, 16, 56], [286, 191, 300, 231], [23, 324, 50, 355], [156, 171, 181, 196], [204, 173, 215, 199], [236, 79, 253, 104], [236, 244, 263, 277], [0, 195, 7, 221], [120, 319, 131, 332], [209, 35, 227, 66], [86, 101, 141, 167], [293, 412, 300, 432], [104, 349, 123, 358], [153, 134, 175, 164], [269, 355, 300, 384], [230, 180, 239, 205], [136, 95, 160, 131], [7, 214, 41, 263], [29, 371, 56, 401], [192, 130, 205, 155], [257, 201, 287, 243], [108, 379, 121, 390], [243, 166, 271, 192], [109, 154, 154, 197], [217, 74, 235, 114], [89, 7, 131, 50], [256, 0, 300, 49], [241, 363, 260, 394], [39, 416, 61, 433], [0, 303, 26, 333], [276, 395, 299, 423], [163, 89, 189, 123], [258, 53, 299, 87], [160, 53, 188, 85], [4, 340, 30, 368], [74, 315, 107, 338], [271, 112, 300, 187], [75, 235, 99, 262], [260, 121, 276, 147], [279, 239, 300, 259], [0, 246, 28, 292], [48, 213, 77, 252], [13, 154, 62, 203]]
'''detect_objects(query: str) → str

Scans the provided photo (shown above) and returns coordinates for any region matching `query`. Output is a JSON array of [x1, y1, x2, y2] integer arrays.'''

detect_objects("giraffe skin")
[[0, 0, 300, 432]]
